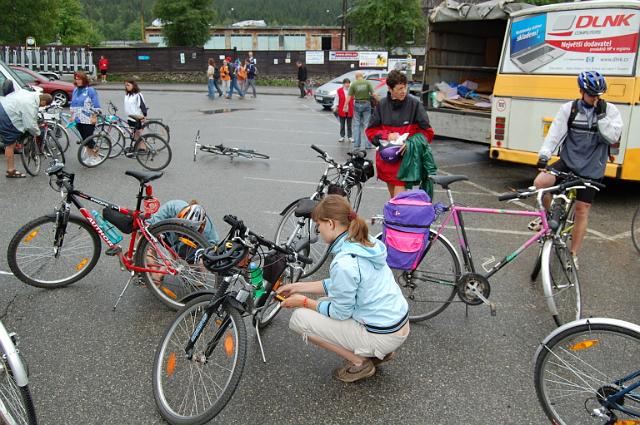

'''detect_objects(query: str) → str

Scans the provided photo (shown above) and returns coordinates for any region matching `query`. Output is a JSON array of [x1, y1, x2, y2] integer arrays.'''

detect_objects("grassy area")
[[106, 72, 300, 87]]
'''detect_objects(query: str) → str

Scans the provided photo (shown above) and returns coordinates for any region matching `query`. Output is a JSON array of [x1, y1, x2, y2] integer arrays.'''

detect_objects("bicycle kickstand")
[[113, 271, 135, 311], [254, 322, 267, 363]]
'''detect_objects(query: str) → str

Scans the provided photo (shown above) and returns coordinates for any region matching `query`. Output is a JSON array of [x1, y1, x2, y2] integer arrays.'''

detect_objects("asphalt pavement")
[[1, 87, 639, 424]]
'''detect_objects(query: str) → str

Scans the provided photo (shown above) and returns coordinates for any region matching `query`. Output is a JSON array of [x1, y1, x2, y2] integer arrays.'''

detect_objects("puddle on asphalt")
[[201, 108, 255, 114]]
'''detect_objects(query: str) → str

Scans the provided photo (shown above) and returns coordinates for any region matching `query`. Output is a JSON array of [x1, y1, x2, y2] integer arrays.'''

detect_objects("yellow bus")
[[490, 0, 640, 181]]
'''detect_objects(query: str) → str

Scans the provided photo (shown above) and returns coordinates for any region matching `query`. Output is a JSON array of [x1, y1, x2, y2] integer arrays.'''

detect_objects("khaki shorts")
[[289, 307, 409, 360]]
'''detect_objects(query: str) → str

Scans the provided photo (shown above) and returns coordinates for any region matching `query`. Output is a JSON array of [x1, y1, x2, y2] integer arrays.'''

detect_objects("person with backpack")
[[277, 195, 409, 383], [532, 71, 623, 267], [226, 57, 245, 99], [244, 58, 257, 98]]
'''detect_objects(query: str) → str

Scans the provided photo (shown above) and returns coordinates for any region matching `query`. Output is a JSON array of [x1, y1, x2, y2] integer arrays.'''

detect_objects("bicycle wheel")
[[632, 205, 640, 254], [256, 254, 305, 329], [20, 137, 40, 176], [98, 124, 126, 158], [393, 230, 461, 322], [135, 223, 218, 310], [77, 134, 111, 168], [530, 245, 543, 282], [541, 237, 581, 327], [136, 134, 172, 171], [274, 202, 329, 278], [43, 134, 65, 166], [193, 141, 199, 162], [53, 123, 69, 153], [345, 182, 363, 212], [0, 346, 37, 425], [7, 215, 101, 289], [153, 295, 247, 425], [143, 120, 170, 143], [534, 319, 640, 424], [237, 150, 269, 160]]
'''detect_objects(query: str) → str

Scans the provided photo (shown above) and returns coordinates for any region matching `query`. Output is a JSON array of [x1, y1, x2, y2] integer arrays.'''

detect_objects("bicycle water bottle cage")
[[294, 199, 318, 218], [202, 241, 248, 273]]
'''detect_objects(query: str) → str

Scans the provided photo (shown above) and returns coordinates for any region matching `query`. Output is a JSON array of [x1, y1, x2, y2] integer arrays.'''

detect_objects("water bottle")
[[248, 262, 265, 301], [91, 210, 123, 244]]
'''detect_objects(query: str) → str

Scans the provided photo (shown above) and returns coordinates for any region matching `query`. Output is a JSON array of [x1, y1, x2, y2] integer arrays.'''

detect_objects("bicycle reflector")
[[224, 331, 235, 358], [144, 186, 160, 215], [166, 352, 177, 377], [75, 258, 89, 271], [23, 229, 40, 243], [569, 339, 599, 351]]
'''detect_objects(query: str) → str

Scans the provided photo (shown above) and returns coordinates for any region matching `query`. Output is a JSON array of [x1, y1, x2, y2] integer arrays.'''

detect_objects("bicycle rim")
[[547, 238, 581, 326], [44, 135, 65, 166], [101, 125, 125, 158], [53, 123, 69, 153], [535, 323, 640, 424], [20, 139, 40, 176], [632, 206, 640, 254], [153, 297, 246, 424], [397, 230, 460, 322], [0, 353, 37, 425], [144, 120, 170, 142], [136, 134, 171, 171]]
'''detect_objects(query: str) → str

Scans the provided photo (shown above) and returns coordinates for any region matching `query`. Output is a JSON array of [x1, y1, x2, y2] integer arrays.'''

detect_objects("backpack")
[[382, 189, 435, 270], [237, 66, 247, 80], [564, 99, 620, 158], [213, 66, 220, 80]]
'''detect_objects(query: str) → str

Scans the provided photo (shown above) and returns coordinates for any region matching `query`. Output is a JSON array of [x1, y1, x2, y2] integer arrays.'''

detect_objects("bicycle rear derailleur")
[[456, 273, 496, 316]]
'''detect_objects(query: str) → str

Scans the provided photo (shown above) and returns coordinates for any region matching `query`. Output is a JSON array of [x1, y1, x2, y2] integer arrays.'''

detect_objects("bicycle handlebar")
[[499, 177, 605, 202], [222, 215, 313, 264]]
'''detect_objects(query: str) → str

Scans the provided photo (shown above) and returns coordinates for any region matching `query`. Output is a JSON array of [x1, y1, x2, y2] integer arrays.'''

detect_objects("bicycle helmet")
[[202, 241, 248, 273], [379, 142, 403, 163], [578, 71, 607, 96], [177, 204, 207, 232]]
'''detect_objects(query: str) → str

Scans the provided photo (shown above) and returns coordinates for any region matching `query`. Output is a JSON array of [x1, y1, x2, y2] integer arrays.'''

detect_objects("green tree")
[[0, 0, 59, 44], [154, 0, 217, 46], [56, 0, 103, 45], [348, 0, 425, 51]]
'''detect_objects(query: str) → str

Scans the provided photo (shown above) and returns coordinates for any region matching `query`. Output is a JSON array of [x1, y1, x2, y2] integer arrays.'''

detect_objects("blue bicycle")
[[534, 318, 640, 424]]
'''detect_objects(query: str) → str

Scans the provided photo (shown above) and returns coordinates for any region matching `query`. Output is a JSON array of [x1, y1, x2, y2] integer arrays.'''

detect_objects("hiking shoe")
[[332, 359, 376, 383], [370, 351, 396, 366], [528, 217, 542, 232]]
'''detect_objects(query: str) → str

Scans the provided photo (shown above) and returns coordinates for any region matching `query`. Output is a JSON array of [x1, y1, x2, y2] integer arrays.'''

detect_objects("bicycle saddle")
[[125, 170, 164, 184], [429, 175, 468, 189], [294, 199, 317, 218]]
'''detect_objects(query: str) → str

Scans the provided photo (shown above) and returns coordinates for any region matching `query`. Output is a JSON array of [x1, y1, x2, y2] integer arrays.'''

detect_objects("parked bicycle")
[[152, 215, 310, 425], [373, 171, 604, 326], [192, 130, 269, 162], [19, 111, 66, 176], [273, 144, 373, 277], [6, 164, 216, 311], [534, 317, 640, 424], [632, 204, 640, 254], [0, 318, 37, 425], [40, 100, 70, 153]]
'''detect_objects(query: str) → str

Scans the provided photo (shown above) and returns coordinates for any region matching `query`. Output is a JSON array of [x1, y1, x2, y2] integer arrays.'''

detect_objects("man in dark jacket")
[[296, 61, 307, 98]]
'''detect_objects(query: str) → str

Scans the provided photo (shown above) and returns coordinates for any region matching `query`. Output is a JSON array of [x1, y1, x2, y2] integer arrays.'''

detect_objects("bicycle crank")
[[456, 273, 495, 315]]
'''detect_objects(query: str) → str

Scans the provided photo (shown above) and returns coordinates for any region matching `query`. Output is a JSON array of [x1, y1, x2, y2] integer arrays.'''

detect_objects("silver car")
[[314, 70, 389, 110]]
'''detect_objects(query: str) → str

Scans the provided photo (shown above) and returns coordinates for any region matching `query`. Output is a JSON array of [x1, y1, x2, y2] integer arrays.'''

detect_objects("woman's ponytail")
[[312, 195, 373, 247]]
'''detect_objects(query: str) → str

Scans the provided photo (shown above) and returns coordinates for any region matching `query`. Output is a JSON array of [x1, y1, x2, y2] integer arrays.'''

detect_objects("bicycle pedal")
[[105, 246, 122, 256]]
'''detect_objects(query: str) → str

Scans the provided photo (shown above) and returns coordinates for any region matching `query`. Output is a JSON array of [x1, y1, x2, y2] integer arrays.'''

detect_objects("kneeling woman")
[[277, 195, 409, 383]]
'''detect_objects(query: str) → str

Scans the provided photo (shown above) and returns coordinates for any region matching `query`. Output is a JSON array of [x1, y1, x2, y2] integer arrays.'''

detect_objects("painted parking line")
[[214, 125, 334, 136]]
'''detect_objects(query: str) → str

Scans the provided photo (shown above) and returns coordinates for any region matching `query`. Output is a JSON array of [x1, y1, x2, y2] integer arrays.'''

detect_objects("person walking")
[[532, 71, 623, 266], [98, 56, 109, 83], [0, 91, 52, 178], [206, 58, 217, 100], [220, 58, 231, 96], [347, 71, 378, 149], [70, 71, 101, 165], [277, 195, 410, 383], [226, 58, 244, 99], [245, 58, 257, 98], [332, 78, 354, 143], [236, 60, 248, 94], [212, 60, 223, 97], [296, 61, 307, 98]]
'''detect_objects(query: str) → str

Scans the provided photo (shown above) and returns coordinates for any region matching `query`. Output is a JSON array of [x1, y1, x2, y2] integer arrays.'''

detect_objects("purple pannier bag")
[[382, 189, 435, 270]]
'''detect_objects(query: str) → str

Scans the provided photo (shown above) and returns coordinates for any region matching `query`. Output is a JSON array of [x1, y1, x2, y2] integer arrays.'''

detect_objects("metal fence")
[[1, 46, 95, 75]]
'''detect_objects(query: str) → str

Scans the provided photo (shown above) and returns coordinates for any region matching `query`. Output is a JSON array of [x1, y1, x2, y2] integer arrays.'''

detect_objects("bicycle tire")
[[98, 124, 126, 158], [7, 215, 101, 289], [0, 346, 37, 425], [143, 120, 170, 143], [53, 123, 69, 153], [632, 205, 640, 254], [136, 134, 172, 171], [20, 137, 40, 176], [135, 223, 217, 310], [237, 150, 269, 160], [534, 319, 640, 424], [193, 141, 199, 162], [43, 134, 65, 166], [391, 230, 461, 322], [153, 295, 247, 425], [530, 245, 543, 282], [541, 237, 581, 327], [77, 134, 111, 168]]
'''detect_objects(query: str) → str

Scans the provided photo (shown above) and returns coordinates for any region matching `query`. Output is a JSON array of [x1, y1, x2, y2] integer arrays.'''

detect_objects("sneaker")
[[332, 359, 376, 383], [348, 137, 354, 143], [338, 137, 346, 143], [370, 351, 396, 366], [528, 217, 542, 232]]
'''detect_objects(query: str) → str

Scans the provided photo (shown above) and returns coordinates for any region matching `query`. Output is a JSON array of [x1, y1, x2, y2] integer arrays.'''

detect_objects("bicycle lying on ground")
[[19, 111, 66, 176], [274, 144, 373, 277], [534, 317, 640, 424], [6, 163, 216, 310], [152, 215, 310, 425], [192, 130, 269, 161], [0, 318, 37, 425], [373, 171, 604, 326]]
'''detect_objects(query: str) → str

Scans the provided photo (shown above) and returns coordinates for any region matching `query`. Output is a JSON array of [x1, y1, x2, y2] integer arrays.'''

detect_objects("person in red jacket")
[[332, 78, 354, 143], [98, 56, 109, 83], [365, 70, 435, 198]]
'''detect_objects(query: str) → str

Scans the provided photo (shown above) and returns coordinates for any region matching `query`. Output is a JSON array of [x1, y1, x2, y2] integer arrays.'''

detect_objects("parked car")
[[0, 59, 32, 98], [11, 66, 74, 105], [39, 70, 61, 80]]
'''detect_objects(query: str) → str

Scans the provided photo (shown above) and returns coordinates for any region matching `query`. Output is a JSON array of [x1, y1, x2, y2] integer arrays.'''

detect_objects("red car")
[[11, 66, 75, 106]]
